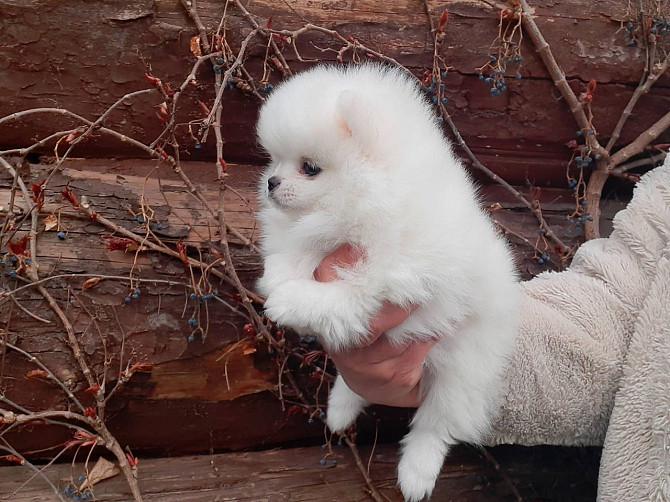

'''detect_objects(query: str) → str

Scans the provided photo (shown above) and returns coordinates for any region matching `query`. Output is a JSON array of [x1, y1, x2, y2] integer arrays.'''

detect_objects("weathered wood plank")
[[1, 1, 668, 185], [0, 443, 599, 501]]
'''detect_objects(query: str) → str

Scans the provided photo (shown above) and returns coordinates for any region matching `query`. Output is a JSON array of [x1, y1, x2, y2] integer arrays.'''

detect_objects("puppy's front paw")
[[264, 279, 370, 350], [263, 281, 305, 329]]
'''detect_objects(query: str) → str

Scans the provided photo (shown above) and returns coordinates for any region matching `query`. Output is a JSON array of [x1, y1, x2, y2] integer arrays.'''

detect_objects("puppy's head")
[[256, 65, 405, 217]]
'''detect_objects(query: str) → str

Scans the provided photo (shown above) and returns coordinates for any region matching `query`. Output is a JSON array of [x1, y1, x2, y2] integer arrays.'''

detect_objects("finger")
[[332, 303, 419, 358], [366, 339, 438, 382], [314, 243, 364, 282], [394, 338, 440, 368], [338, 335, 436, 367], [394, 382, 422, 408], [354, 334, 411, 363], [368, 302, 413, 337]]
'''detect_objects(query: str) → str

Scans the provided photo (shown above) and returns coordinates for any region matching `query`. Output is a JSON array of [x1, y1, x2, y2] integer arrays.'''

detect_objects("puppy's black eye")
[[301, 161, 322, 177]]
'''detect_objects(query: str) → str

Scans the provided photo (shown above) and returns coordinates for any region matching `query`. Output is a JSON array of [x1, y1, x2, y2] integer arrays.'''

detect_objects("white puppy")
[[256, 64, 519, 501]]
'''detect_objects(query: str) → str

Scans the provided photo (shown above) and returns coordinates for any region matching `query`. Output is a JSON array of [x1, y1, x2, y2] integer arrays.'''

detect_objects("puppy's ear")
[[334, 89, 381, 150]]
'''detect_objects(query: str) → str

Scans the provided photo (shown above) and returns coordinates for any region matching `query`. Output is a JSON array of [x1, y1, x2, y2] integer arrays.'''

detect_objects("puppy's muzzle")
[[267, 176, 281, 193]]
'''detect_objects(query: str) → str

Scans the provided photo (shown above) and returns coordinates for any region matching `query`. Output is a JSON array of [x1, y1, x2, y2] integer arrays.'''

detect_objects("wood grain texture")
[[1, 1, 668, 185], [0, 443, 600, 501]]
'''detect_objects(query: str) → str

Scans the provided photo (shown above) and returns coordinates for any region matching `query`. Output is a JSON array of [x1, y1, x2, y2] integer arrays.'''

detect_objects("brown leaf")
[[242, 340, 257, 355], [190, 35, 202, 57], [44, 214, 58, 231], [8, 235, 29, 256], [82, 277, 102, 291], [1, 455, 24, 465], [79, 457, 120, 492], [25, 369, 49, 379], [104, 235, 139, 252]]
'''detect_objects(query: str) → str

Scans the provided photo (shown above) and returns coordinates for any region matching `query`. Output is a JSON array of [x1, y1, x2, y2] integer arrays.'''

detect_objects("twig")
[[0, 407, 95, 427], [421, 5, 570, 259], [9, 295, 51, 324], [1, 274, 191, 303], [480, 447, 523, 502], [0, 107, 255, 250], [438, 106, 572, 258], [79, 204, 263, 303], [0, 158, 144, 502], [0, 444, 67, 502], [8, 442, 72, 498], [517, 0, 606, 157], [344, 436, 384, 502], [585, 109, 670, 240], [0, 396, 90, 437], [609, 110, 670, 167], [611, 150, 666, 175], [517, 0, 627, 241], [494, 218, 548, 255], [606, 54, 670, 152], [232, 0, 293, 77], [0, 341, 86, 413], [198, 28, 261, 137]]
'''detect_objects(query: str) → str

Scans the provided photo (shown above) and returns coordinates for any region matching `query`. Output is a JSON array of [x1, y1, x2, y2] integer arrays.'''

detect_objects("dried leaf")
[[82, 277, 102, 291], [176, 238, 188, 264], [1, 455, 24, 465], [125, 452, 139, 467], [437, 10, 449, 32], [190, 35, 202, 57], [64, 130, 79, 144], [242, 340, 257, 355], [60, 186, 80, 208], [8, 235, 29, 256], [145, 73, 160, 85], [104, 235, 139, 252], [44, 214, 58, 231], [79, 457, 120, 492], [25, 369, 49, 379], [30, 179, 46, 210], [84, 383, 100, 394], [128, 362, 153, 375]]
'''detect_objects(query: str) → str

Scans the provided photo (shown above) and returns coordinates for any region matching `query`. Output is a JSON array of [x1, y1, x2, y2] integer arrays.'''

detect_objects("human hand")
[[314, 244, 438, 407]]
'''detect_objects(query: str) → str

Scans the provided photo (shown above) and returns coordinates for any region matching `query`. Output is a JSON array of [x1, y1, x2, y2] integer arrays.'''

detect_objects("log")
[[1, 1, 669, 186], [0, 443, 600, 501]]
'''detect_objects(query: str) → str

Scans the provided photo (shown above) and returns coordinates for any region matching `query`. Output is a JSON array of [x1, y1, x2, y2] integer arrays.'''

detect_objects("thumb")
[[314, 243, 364, 282]]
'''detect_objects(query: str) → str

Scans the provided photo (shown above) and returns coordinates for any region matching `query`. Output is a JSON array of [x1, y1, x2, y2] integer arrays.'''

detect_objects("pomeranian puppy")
[[256, 64, 519, 501]]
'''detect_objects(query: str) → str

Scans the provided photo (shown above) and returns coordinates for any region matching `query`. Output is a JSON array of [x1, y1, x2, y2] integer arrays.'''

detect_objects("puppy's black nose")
[[268, 176, 281, 192]]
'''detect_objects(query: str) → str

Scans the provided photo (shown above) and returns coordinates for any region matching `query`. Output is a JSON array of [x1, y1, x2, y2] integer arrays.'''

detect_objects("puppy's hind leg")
[[397, 399, 453, 502], [326, 374, 368, 433]]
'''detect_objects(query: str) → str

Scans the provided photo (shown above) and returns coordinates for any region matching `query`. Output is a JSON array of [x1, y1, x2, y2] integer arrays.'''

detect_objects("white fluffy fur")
[[256, 64, 519, 501]]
